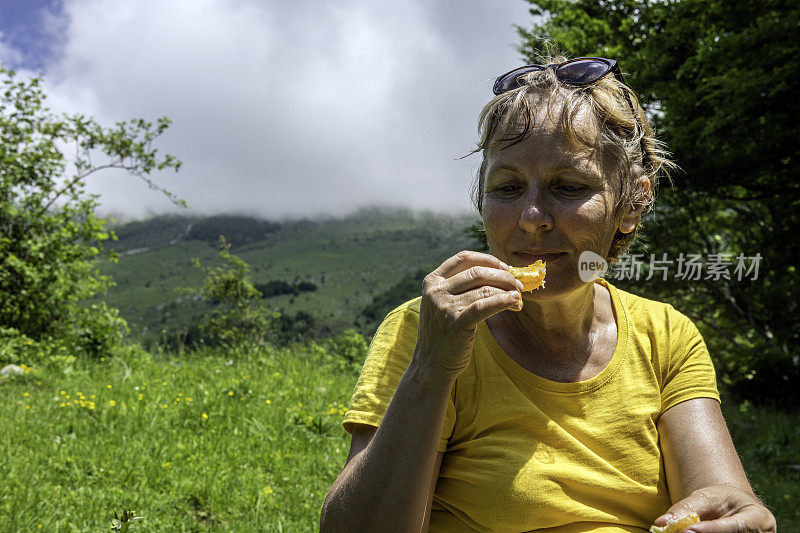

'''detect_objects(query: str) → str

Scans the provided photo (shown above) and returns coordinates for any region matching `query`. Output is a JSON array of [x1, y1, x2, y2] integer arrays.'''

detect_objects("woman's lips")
[[514, 252, 567, 264]]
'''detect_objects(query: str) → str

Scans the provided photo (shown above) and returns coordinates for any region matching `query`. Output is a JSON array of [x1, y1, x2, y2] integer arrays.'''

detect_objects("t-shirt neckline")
[[478, 278, 630, 394]]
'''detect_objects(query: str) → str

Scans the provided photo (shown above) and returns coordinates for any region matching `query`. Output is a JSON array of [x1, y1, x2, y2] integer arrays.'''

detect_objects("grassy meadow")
[[2, 346, 798, 531], [1, 344, 359, 531]]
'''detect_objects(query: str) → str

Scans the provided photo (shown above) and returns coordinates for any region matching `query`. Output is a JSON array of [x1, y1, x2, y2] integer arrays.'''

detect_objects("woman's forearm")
[[320, 357, 455, 532], [322, 252, 518, 531]]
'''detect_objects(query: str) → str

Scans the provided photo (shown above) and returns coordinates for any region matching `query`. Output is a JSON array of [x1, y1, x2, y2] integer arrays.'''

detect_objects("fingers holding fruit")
[[425, 251, 523, 323], [440, 264, 524, 297], [450, 284, 524, 320], [651, 485, 776, 533], [413, 251, 524, 381]]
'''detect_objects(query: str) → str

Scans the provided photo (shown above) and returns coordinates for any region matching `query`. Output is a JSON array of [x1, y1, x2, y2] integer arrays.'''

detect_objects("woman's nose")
[[518, 189, 553, 232]]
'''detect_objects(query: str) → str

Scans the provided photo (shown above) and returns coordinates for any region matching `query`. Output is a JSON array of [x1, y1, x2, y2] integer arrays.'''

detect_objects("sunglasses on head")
[[492, 57, 649, 168], [492, 57, 625, 94]]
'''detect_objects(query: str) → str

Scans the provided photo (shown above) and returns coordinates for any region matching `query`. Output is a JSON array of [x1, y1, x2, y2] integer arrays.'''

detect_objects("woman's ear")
[[618, 177, 652, 234]]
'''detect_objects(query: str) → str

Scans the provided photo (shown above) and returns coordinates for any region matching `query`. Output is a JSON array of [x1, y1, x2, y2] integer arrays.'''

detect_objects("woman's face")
[[481, 108, 637, 297]]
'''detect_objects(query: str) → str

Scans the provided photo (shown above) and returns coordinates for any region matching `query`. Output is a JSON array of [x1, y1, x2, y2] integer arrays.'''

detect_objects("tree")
[[0, 64, 182, 364], [179, 237, 278, 350], [516, 0, 799, 402]]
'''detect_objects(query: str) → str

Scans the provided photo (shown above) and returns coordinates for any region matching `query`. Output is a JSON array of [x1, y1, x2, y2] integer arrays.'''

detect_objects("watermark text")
[[606, 253, 762, 281]]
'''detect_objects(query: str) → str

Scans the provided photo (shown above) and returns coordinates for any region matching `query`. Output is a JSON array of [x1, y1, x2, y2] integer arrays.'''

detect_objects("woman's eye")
[[556, 184, 584, 194], [496, 184, 522, 194]]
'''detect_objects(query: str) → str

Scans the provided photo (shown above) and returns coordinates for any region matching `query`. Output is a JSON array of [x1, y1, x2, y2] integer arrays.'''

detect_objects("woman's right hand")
[[413, 250, 524, 381]]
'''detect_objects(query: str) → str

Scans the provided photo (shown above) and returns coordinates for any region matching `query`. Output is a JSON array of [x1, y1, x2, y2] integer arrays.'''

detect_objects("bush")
[[178, 237, 280, 351], [306, 328, 368, 375], [0, 64, 180, 362]]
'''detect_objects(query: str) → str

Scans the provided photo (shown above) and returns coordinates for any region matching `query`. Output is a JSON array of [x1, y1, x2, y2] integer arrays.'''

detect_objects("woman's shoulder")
[[601, 279, 697, 332], [369, 297, 422, 348], [385, 296, 422, 318], [601, 281, 714, 395]]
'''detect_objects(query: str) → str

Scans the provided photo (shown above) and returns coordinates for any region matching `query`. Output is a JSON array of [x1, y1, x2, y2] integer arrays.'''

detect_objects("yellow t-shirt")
[[343, 278, 720, 532]]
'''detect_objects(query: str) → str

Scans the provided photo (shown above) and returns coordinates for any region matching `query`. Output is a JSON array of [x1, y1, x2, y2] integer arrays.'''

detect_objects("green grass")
[[0, 345, 358, 531], [2, 349, 798, 530]]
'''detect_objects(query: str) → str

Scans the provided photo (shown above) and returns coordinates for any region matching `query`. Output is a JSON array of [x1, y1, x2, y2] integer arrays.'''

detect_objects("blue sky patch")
[[0, 0, 65, 71]]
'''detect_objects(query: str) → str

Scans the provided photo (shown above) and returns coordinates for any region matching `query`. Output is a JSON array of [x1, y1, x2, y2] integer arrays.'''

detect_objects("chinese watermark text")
[[606, 253, 762, 281]]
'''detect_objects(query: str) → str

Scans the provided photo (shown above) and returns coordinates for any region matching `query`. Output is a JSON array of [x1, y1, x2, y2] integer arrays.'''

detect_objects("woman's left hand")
[[653, 484, 776, 532]]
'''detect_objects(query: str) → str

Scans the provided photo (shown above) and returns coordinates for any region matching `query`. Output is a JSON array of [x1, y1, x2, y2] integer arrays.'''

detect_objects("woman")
[[320, 57, 776, 532]]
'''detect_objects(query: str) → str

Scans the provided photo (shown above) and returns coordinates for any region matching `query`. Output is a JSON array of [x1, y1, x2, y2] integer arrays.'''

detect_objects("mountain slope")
[[98, 208, 480, 345]]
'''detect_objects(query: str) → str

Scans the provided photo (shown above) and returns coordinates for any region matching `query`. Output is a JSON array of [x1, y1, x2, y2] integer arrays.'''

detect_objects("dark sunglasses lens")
[[556, 59, 611, 85], [494, 66, 544, 94]]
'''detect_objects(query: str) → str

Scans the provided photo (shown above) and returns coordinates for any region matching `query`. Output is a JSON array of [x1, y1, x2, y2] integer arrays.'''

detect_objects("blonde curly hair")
[[471, 54, 675, 263]]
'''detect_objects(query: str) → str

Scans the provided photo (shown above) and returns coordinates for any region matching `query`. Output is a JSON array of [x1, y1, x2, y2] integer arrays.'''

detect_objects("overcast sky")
[[0, 0, 535, 219]]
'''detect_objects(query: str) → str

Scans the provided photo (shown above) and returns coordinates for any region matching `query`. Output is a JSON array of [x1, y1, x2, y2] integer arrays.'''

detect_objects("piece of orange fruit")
[[509, 260, 546, 292], [649, 512, 700, 533]]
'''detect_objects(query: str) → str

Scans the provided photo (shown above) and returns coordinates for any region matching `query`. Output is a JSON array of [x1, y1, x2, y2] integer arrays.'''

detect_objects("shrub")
[[180, 237, 279, 350], [0, 64, 180, 363]]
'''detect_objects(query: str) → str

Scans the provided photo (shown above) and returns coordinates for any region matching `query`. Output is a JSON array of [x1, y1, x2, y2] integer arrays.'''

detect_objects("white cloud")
[[0, 32, 24, 67], [24, 0, 534, 218]]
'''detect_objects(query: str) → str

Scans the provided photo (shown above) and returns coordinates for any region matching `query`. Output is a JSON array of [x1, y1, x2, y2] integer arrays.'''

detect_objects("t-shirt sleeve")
[[660, 307, 721, 414], [342, 300, 456, 452]]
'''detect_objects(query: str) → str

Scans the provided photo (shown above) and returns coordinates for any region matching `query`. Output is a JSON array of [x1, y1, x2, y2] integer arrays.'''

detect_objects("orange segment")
[[509, 260, 546, 292], [649, 512, 700, 533]]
